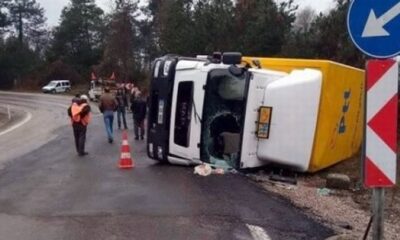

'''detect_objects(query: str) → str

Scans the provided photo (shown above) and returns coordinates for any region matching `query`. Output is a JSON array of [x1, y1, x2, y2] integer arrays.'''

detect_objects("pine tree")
[[100, 0, 138, 82], [234, 0, 296, 56], [310, 0, 364, 66], [0, 0, 11, 34], [192, 0, 234, 54], [9, 0, 47, 45], [49, 0, 105, 74], [156, 0, 195, 55]]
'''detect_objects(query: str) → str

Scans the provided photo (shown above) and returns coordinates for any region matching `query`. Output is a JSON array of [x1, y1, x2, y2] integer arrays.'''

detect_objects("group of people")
[[68, 87, 147, 156], [98, 87, 147, 143]]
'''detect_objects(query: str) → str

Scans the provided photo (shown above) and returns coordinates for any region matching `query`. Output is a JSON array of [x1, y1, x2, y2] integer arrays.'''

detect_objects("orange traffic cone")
[[118, 131, 134, 169]]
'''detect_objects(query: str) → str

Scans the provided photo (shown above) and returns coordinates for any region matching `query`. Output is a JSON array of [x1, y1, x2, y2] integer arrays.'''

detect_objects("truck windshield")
[[201, 69, 249, 168]]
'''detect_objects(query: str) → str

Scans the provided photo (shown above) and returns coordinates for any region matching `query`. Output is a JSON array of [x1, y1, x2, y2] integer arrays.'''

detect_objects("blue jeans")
[[103, 110, 114, 140], [117, 106, 127, 129]]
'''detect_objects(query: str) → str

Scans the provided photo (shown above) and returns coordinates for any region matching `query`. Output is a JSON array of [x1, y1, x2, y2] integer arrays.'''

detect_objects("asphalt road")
[[0, 91, 334, 240]]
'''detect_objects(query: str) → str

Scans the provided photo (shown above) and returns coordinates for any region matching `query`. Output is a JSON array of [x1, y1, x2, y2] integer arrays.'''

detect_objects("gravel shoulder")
[[249, 156, 400, 240]]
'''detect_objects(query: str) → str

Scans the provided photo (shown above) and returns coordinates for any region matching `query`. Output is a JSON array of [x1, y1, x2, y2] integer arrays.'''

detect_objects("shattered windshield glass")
[[201, 69, 249, 168], [217, 75, 246, 101]]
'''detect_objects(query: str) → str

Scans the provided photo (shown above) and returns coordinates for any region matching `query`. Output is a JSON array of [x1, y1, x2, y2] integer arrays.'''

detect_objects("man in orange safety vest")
[[68, 95, 91, 156]]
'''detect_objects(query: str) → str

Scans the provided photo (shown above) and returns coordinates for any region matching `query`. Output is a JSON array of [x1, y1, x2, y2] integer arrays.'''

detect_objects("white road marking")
[[0, 112, 32, 137], [246, 224, 272, 240]]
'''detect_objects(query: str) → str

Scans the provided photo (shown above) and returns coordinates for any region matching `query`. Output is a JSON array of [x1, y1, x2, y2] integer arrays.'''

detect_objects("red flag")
[[91, 72, 97, 80], [110, 72, 116, 80]]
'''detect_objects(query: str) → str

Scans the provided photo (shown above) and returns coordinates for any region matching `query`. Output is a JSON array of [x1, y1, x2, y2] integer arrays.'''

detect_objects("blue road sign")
[[347, 0, 400, 58]]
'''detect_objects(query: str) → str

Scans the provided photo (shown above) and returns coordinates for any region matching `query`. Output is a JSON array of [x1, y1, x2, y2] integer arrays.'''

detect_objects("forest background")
[[0, 0, 363, 89]]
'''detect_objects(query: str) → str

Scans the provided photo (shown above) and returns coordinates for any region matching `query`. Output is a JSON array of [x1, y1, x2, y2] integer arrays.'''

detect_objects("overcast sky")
[[37, 0, 335, 27]]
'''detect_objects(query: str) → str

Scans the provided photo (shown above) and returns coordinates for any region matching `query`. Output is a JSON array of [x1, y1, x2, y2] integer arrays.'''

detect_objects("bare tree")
[[294, 6, 316, 32]]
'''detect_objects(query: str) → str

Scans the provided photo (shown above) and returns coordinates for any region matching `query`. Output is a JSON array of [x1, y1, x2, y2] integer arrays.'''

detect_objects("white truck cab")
[[147, 53, 364, 172]]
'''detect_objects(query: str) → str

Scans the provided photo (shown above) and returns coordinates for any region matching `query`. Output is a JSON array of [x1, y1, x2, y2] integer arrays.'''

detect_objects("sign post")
[[348, 1, 399, 239], [372, 188, 384, 240]]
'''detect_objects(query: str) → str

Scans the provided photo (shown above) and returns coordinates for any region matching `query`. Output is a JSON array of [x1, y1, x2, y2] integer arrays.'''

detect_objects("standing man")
[[99, 87, 118, 143], [116, 88, 128, 129], [131, 92, 147, 140], [68, 95, 91, 156], [72, 94, 81, 103]]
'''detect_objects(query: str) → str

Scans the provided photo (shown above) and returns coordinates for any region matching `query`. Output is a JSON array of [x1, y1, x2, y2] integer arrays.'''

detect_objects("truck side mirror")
[[222, 52, 242, 65]]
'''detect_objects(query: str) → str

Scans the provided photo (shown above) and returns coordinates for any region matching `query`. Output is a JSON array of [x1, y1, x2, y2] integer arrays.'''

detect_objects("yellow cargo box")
[[243, 57, 365, 172]]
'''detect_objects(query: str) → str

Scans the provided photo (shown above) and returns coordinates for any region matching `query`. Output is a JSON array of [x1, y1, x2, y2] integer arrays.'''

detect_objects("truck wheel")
[[51, 89, 56, 94]]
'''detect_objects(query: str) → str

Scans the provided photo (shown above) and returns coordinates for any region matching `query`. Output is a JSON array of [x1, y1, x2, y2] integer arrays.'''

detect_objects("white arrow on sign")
[[362, 2, 400, 38]]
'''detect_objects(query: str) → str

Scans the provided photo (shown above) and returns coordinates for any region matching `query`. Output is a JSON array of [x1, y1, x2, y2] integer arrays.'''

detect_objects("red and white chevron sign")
[[365, 59, 398, 187]]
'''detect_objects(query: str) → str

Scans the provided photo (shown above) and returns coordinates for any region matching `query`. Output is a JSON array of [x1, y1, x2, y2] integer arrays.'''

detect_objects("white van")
[[42, 80, 71, 93]]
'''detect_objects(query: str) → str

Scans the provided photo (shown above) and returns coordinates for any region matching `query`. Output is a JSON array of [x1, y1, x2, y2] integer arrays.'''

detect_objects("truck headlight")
[[157, 100, 164, 124], [157, 146, 163, 159], [163, 60, 172, 76], [148, 143, 154, 158], [154, 61, 160, 78]]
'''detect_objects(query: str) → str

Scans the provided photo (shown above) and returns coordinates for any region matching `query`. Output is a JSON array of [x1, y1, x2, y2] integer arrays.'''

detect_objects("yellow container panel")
[[243, 57, 364, 172]]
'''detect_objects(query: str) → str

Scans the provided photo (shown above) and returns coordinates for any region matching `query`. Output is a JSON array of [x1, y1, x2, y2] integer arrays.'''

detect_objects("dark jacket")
[[116, 92, 128, 107], [131, 97, 147, 121]]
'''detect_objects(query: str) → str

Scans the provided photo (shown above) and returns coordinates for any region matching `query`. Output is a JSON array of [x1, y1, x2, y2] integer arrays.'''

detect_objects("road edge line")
[[0, 111, 32, 137], [246, 224, 272, 240]]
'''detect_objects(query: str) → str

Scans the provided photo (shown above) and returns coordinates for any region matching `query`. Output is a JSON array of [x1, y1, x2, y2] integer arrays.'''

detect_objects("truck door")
[[168, 65, 206, 163]]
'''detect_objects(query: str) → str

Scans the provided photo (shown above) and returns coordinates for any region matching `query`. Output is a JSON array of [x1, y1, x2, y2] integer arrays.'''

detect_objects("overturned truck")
[[147, 53, 364, 172]]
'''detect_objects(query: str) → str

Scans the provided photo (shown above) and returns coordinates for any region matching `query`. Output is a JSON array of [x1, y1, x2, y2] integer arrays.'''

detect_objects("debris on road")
[[213, 168, 225, 175], [317, 188, 333, 197], [194, 164, 213, 176], [194, 163, 228, 176]]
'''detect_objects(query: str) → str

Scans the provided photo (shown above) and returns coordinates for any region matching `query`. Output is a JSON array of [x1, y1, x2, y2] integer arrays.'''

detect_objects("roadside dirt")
[[250, 155, 400, 239]]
